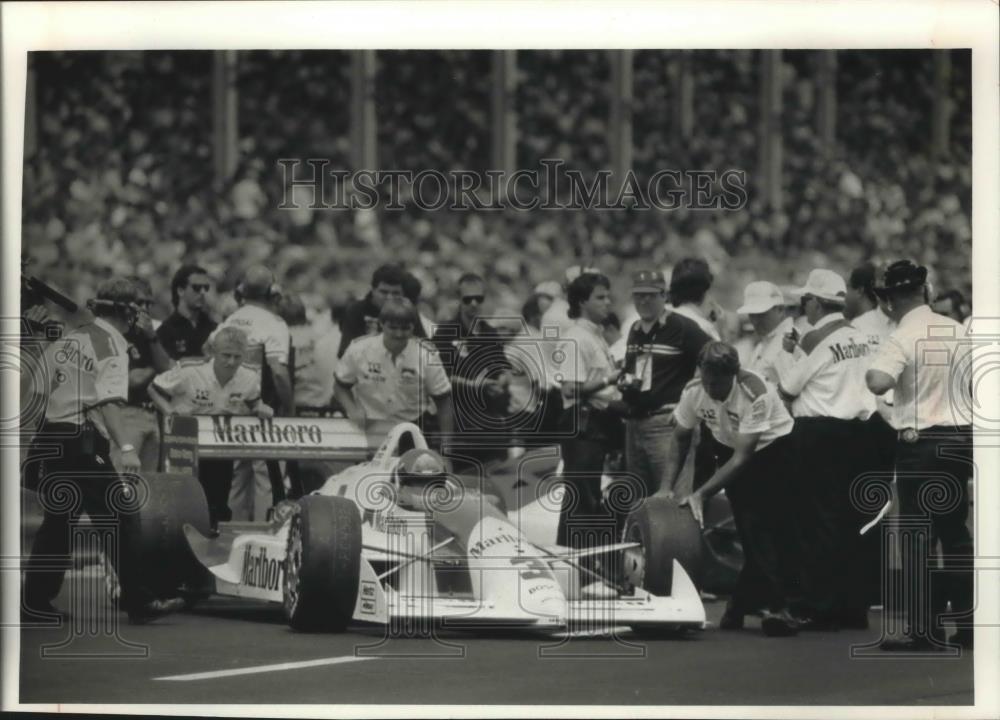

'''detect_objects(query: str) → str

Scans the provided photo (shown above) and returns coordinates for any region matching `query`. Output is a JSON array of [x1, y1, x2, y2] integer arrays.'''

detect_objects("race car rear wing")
[[161, 414, 371, 474]]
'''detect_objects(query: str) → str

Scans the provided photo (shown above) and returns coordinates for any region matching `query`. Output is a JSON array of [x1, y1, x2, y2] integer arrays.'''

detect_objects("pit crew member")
[[674, 342, 799, 637], [334, 298, 454, 449], [338, 263, 428, 357], [737, 281, 803, 387], [156, 264, 217, 360], [148, 326, 274, 529], [23, 278, 183, 624]]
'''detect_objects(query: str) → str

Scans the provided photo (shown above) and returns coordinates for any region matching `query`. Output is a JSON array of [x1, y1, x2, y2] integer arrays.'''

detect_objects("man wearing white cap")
[[773, 268, 876, 631], [738, 281, 803, 387]]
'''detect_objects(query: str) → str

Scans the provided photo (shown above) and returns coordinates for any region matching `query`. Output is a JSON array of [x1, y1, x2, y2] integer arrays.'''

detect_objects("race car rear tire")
[[129, 472, 213, 599], [283, 495, 361, 632], [622, 494, 703, 597]]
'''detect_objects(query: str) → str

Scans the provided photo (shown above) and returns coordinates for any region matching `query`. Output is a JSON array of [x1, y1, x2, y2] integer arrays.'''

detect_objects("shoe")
[[879, 635, 949, 652], [795, 614, 840, 632], [127, 597, 186, 625], [719, 607, 744, 630], [761, 609, 798, 637]]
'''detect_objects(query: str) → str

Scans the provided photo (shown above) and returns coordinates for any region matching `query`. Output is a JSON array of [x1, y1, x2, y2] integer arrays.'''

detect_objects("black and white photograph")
[[3, 1, 998, 716]]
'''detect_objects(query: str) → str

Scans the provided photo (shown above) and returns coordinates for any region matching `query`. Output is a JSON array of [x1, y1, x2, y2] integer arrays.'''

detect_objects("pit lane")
[[18, 574, 973, 707]]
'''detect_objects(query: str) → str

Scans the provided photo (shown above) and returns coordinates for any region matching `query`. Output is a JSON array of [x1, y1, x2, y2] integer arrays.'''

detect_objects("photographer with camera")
[[22, 278, 184, 624], [620, 270, 713, 500]]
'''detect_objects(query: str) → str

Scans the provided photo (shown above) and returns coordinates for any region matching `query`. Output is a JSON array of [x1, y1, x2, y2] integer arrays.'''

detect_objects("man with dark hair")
[[554, 272, 626, 561], [674, 342, 798, 637], [115, 277, 173, 472], [430, 273, 511, 470], [335, 298, 454, 449], [23, 278, 183, 624], [338, 263, 427, 357], [156, 264, 217, 360], [620, 270, 712, 501], [773, 268, 876, 630], [867, 260, 973, 651]]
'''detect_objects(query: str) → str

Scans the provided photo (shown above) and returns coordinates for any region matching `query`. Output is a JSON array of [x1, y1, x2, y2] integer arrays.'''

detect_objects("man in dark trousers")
[[430, 273, 512, 472], [338, 263, 427, 357], [156, 264, 217, 360], [867, 260, 974, 651], [620, 269, 711, 502]]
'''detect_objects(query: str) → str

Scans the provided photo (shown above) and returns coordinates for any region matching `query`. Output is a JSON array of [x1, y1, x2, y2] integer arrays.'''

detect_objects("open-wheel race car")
[[126, 417, 707, 636]]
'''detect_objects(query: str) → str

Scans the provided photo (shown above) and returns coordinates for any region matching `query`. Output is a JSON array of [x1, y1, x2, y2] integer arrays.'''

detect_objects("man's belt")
[[899, 425, 973, 444], [628, 404, 676, 420]]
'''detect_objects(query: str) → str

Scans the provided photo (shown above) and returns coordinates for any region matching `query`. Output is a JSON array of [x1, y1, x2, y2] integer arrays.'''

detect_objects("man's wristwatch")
[[120, 443, 136, 454]]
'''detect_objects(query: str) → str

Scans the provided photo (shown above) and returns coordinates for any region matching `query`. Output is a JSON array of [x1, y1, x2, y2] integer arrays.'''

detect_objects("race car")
[[128, 420, 707, 636]]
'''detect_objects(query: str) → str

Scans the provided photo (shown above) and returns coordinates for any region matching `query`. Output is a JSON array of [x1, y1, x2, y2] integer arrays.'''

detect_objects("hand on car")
[[679, 491, 705, 529]]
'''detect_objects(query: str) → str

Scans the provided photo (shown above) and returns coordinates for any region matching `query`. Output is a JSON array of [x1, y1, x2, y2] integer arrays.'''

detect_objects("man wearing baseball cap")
[[738, 281, 803, 387], [866, 260, 973, 651], [773, 268, 877, 630], [619, 270, 712, 503]]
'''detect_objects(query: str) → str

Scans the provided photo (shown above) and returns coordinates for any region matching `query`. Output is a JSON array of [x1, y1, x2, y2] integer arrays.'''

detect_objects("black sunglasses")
[[461, 295, 485, 305], [189, 283, 211, 293]]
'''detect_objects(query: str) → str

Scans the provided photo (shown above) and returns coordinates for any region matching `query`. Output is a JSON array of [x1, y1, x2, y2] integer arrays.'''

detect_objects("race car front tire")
[[622, 494, 703, 597], [283, 495, 362, 632]]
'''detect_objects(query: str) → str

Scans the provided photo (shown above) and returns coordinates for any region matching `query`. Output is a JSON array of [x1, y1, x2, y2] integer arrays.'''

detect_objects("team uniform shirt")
[[289, 325, 330, 409], [777, 313, 875, 420], [336, 335, 451, 423], [337, 293, 428, 358], [869, 305, 972, 431], [557, 318, 622, 411], [851, 307, 896, 418], [622, 309, 711, 416], [156, 310, 217, 360], [151, 359, 262, 415], [746, 317, 804, 388], [215, 304, 290, 367], [43, 317, 129, 439], [674, 370, 793, 451], [672, 304, 721, 341]]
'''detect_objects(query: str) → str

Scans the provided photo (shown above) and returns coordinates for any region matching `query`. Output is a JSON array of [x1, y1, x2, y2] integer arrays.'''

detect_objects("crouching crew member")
[[148, 326, 274, 529], [620, 270, 711, 499], [674, 343, 799, 637], [866, 260, 974, 651], [22, 278, 183, 624]]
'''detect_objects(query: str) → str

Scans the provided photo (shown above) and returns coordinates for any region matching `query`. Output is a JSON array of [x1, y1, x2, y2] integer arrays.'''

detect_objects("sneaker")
[[761, 609, 799, 637], [794, 614, 840, 632], [126, 597, 186, 625]]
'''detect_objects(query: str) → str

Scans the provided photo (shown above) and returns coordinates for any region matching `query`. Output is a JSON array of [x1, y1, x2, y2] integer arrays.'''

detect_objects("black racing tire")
[[622, 495, 704, 597], [283, 495, 362, 633], [130, 472, 213, 599]]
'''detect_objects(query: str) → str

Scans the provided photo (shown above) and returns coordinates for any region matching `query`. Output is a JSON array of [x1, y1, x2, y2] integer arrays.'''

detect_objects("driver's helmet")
[[393, 448, 450, 489]]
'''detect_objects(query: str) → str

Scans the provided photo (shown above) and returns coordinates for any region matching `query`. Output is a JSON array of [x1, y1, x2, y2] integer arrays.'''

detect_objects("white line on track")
[[154, 655, 377, 681]]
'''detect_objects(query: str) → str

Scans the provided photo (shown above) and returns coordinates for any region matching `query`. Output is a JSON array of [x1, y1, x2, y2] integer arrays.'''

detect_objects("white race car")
[[135, 421, 706, 636]]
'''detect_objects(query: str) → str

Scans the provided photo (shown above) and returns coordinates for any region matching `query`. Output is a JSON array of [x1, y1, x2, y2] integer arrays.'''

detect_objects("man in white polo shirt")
[[335, 298, 454, 449], [149, 326, 273, 528], [773, 268, 875, 630], [672, 342, 798, 637], [738, 281, 803, 387]]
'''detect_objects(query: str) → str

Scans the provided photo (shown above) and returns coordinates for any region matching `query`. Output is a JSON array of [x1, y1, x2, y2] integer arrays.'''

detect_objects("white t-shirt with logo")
[[336, 335, 451, 424], [44, 317, 129, 439], [152, 359, 262, 415], [674, 370, 793, 451]]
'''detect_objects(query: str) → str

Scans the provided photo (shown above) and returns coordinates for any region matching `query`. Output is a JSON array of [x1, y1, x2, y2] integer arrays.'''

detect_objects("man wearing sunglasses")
[[430, 273, 512, 471], [157, 264, 218, 360]]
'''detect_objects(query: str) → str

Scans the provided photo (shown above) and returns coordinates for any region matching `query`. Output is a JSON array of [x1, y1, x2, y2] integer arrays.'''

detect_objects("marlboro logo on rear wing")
[[161, 414, 371, 473]]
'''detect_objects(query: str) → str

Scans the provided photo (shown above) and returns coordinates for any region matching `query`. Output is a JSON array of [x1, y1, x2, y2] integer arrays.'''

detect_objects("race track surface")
[[17, 571, 973, 708]]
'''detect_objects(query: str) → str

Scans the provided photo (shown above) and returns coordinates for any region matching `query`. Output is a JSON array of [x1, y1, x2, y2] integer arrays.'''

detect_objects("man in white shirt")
[[149, 326, 273, 528], [866, 260, 973, 651], [737, 281, 803, 387], [672, 343, 798, 637], [335, 298, 454, 449], [774, 268, 875, 630]]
